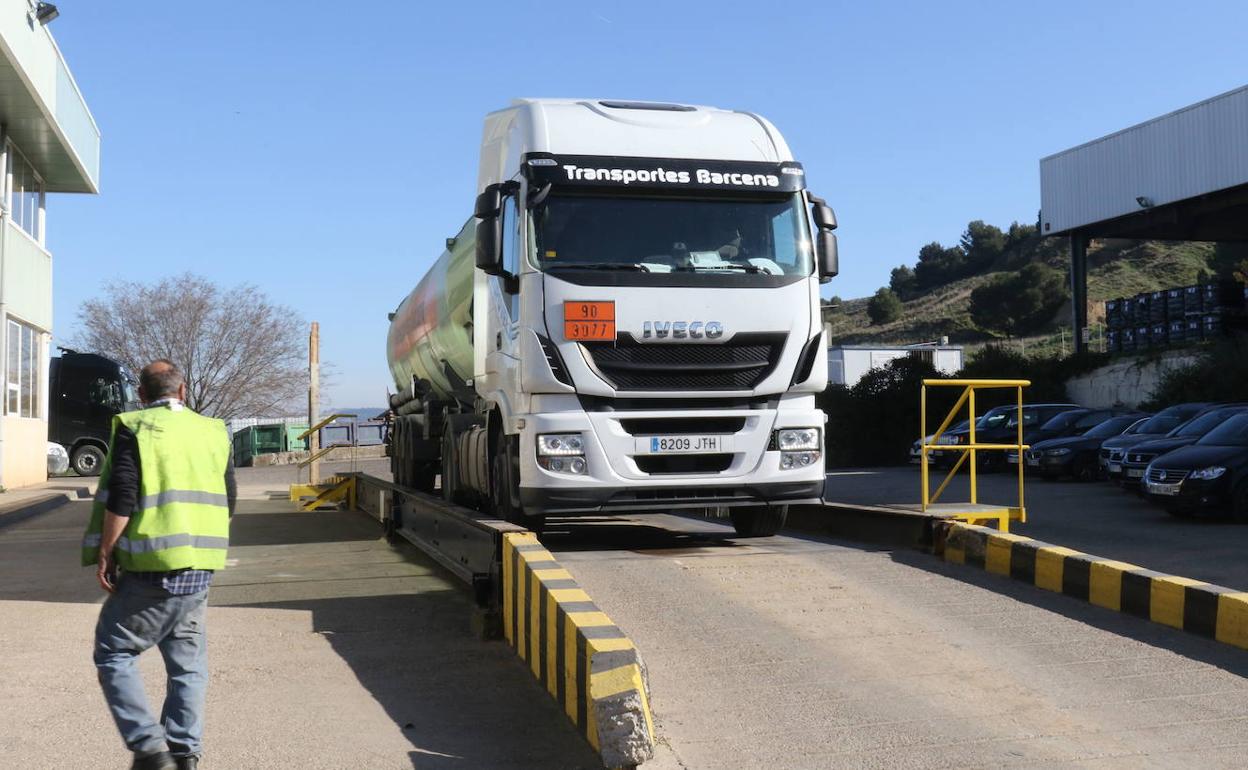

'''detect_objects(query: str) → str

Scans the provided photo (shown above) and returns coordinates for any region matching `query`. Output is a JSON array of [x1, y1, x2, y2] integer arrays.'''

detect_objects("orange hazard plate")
[[564, 301, 615, 341]]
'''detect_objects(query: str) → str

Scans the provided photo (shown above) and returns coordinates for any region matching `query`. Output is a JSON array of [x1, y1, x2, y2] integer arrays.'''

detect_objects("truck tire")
[[492, 435, 545, 533], [410, 463, 436, 494], [71, 444, 105, 477], [441, 430, 459, 503], [730, 505, 787, 537]]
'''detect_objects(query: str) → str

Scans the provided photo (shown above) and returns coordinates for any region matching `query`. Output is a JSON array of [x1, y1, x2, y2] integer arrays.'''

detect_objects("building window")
[[7, 143, 44, 242], [5, 319, 40, 418]]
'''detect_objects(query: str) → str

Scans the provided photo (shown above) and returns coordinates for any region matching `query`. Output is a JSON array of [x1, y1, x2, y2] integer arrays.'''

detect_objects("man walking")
[[82, 360, 235, 770]]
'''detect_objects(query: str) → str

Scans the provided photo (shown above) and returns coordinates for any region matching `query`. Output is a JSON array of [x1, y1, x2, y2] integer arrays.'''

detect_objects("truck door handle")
[[496, 332, 502, 350]]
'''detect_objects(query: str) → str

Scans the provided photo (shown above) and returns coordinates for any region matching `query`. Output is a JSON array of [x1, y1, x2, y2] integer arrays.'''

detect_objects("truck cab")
[[48, 350, 138, 475], [387, 99, 837, 536]]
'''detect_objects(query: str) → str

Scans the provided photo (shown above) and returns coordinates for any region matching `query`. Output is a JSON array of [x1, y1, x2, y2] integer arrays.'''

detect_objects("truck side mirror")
[[809, 194, 839, 282], [475, 184, 503, 274], [817, 232, 838, 282]]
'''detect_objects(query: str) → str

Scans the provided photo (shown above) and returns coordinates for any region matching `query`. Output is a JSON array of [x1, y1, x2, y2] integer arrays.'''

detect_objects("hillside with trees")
[[823, 220, 1220, 352]]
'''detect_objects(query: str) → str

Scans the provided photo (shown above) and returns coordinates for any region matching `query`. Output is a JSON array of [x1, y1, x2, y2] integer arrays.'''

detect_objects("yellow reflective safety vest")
[[81, 403, 231, 571]]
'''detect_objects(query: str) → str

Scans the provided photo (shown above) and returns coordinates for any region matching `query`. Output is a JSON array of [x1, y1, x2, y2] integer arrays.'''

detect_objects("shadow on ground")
[[227, 591, 600, 769], [886, 546, 1248, 680]]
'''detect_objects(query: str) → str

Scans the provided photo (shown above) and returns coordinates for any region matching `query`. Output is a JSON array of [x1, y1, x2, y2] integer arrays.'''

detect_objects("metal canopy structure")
[[1040, 85, 1248, 352]]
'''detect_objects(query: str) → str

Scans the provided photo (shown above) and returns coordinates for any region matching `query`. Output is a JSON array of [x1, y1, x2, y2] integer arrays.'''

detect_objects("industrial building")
[[0, 3, 99, 488], [1041, 84, 1248, 352], [827, 344, 963, 387]]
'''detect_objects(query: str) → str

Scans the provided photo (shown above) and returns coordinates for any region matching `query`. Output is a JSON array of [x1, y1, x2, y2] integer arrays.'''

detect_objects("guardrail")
[[920, 379, 1029, 532]]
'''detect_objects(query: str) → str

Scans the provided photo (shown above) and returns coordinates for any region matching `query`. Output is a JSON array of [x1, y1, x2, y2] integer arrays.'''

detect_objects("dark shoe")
[[175, 756, 200, 770], [131, 751, 176, 770]]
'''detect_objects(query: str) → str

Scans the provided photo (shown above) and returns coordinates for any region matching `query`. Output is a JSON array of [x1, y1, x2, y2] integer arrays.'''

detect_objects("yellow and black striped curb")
[[502, 532, 655, 769], [939, 522, 1248, 650]]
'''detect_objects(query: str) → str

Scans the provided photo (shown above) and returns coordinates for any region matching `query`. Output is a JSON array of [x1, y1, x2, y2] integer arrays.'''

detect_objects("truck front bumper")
[[520, 479, 823, 516], [516, 396, 826, 516]]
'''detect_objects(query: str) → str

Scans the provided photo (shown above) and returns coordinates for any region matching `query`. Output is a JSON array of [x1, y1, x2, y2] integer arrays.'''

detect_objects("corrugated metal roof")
[[1040, 85, 1248, 235]]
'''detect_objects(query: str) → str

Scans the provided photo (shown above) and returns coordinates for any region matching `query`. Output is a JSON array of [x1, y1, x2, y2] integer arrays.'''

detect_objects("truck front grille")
[[618, 416, 747, 435], [581, 333, 786, 391]]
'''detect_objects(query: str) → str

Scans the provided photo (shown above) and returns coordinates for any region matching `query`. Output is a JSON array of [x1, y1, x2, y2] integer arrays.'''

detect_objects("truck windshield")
[[533, 194, 812, 277]]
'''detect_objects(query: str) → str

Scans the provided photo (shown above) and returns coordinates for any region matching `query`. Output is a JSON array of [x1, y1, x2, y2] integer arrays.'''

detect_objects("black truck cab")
[[48, 350, 139, 476]]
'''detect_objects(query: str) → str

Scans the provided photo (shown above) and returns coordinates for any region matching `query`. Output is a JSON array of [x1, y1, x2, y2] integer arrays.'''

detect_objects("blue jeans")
[[94, 575, 209, 757]]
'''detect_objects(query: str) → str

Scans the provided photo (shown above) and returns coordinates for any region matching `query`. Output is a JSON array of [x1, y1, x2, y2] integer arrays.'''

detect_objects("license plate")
[[1027, 458, 1040, 467], [635, 435, 732, 454], [1148, 482, 1182, 496], [1108, 463, 1122, 473], [1126, 468, 1144, 479]]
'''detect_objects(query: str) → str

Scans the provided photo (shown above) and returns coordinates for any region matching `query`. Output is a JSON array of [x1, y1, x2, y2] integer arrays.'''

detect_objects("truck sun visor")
[[523, 153, 806, 193]]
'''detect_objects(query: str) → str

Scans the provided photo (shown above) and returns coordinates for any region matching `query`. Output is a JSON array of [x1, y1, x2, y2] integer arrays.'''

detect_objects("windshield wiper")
[[546, 262, 651, 272], [674, 263, 764, 274]]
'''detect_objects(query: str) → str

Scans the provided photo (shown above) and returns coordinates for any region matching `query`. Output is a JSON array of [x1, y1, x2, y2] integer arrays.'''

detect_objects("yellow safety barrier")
[[920, 379, 1030, 532]]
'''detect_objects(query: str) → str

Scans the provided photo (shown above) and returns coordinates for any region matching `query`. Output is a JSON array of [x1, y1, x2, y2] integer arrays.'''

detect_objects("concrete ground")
[[0, 481, 600, 769], [545, 513, 1248, 770], [824, 467, 1248, 590]]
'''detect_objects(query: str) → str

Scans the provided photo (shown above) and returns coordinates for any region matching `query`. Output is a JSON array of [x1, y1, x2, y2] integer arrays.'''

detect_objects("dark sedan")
[[1007, 407, 1141, 466], [1025, 414, 1149, 481], [1100, 402, 1213, 481], [933, 403, 1079, 472], [1143, 413, 1248, 519], [1119, 405, 1248, 487]]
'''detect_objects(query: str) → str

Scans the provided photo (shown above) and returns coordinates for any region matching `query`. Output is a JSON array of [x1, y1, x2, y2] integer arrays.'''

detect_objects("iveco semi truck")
[[385, 98, 838, 536]]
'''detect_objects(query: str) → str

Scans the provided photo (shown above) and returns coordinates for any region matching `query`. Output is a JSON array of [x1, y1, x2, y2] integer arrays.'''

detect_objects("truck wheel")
[[441, 430, 459, 503], [730, 505, 787, 537], [71, 444, 105, 477], [492, 436, 545, 533], [410, 463, 436, 494]]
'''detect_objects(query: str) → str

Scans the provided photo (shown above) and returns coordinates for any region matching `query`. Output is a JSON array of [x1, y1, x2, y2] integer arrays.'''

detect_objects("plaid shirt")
[[128, 568, 213, 595]]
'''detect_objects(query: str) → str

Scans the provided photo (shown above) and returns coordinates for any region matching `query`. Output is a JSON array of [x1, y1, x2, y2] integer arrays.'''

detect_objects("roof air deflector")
[[599, 100, 695, 112]]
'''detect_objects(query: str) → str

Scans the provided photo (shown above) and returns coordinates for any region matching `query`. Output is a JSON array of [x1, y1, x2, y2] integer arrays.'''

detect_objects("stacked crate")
[[1101, 280, 1245, 355]]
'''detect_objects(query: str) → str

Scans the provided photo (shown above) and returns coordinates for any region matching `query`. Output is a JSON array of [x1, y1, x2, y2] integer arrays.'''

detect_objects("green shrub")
[[1142, 334, 1248, 409], [866, 287, 903, 325]]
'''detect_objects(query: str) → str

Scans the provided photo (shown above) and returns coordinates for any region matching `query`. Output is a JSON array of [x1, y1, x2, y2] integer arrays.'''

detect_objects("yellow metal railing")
[[296, 413, 357, 441], [920, 379, 1030, 531]]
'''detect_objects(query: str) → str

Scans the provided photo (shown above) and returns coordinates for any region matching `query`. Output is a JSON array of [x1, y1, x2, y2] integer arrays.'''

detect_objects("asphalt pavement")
[[545, 512, 1248, 769], [825, 466, 1248, 590]]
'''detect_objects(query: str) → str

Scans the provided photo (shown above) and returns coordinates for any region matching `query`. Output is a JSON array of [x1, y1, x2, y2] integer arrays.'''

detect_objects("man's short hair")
[[140, 359, 184, 401]]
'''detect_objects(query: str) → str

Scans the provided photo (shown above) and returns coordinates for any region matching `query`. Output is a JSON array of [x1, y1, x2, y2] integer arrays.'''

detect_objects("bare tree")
[[75, 273, 307, 420]]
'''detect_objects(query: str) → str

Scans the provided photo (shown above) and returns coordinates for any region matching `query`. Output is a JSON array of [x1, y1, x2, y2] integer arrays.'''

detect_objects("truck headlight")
[[777, 428, 820, 451], [537, 433, 587, 475], [537, 434, 585, 456], [1190, 466, 1226, 480]]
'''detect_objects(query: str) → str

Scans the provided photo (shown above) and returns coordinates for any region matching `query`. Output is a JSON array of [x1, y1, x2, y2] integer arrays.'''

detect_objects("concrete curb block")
[[785, 502, 950, 548], [502, 532, 655, 769], [0, 487, 91, 531], [938, 521, 1248, 651]]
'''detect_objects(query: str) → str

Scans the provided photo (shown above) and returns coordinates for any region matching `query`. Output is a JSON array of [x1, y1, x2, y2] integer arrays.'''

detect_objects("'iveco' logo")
[[641, 321, 724, 340]]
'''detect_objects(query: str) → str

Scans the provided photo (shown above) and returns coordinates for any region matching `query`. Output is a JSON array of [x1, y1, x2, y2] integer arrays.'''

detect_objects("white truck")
[[386, 98, 837, 536]]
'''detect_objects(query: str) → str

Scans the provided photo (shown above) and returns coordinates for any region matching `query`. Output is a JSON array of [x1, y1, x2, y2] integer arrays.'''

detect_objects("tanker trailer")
[[387, 98, 839, 535]]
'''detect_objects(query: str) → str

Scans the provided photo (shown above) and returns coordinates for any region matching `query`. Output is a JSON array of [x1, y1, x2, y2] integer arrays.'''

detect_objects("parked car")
[[1006, 407, 1141, 466], [1119, 405, 1248, 487], [1101, 403, 1214, 481], [1024, 414, 1149, 481], [933, 403, 1080, 471], [910, 420, 969, 464], [1143, 413, 1248, 519]]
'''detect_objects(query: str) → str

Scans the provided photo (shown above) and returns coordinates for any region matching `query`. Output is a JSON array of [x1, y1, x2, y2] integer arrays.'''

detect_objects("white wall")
[[1065, 351, 1199, 409]]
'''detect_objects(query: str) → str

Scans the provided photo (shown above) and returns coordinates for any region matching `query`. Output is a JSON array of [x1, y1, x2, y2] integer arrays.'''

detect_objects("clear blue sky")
[[46, 1, 1248, 407]]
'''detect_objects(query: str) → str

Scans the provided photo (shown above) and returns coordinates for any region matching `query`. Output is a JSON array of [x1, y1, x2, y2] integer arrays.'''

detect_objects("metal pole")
[[1071, 232, 1089, 355], [1017, 385, 1025, 525], [968, 387, 977, 506], [308, 322, 320, 485], [920, 385, 928, 511]]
